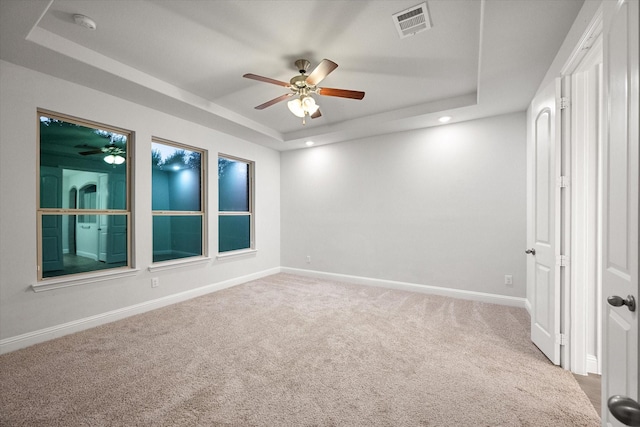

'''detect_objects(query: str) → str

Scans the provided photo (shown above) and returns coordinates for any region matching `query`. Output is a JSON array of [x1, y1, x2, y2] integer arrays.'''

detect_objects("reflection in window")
[[219, 215, 251, 252], [78, 184, 97, 223], [41, 215, 128, 278], [218, 156, 253, 253], [38, 111, 131, 280], [152, 139, 205, 263]]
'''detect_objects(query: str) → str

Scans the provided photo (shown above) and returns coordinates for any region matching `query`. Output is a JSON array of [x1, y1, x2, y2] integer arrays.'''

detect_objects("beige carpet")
[[0, 273, 600, 426]]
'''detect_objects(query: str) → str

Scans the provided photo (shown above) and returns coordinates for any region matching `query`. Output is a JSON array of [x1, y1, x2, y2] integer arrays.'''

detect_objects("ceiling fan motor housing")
[[290, 74, 309, 89]]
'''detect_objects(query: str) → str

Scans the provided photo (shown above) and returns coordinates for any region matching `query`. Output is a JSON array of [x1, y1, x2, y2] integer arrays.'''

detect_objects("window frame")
[[217, 153, 255, 255], [36, 109, 133, 282], [151, 137, 207, 264]]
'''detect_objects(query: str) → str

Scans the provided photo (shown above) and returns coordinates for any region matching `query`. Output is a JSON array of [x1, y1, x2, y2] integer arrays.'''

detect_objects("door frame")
[[557, 5, 604, 374]]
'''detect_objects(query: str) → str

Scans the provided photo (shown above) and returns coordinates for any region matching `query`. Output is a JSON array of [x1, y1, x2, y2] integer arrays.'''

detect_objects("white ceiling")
[[0, 0, 584, 151]]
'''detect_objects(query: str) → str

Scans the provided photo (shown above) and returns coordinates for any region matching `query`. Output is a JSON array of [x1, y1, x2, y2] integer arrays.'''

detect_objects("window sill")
[[216, 249, 257, 260], [147, 256, 211, 272], [32, 268, 140, 293]]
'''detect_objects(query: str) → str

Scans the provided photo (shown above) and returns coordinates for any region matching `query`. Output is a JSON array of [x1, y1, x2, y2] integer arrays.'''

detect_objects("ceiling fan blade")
[[310, 109, 322, 119], [306, 59, 338, 86], [317, 87, 365, 100], [79, 149, 104, 155], [243, 73, 290, 87], [255, 93, 293, 110]]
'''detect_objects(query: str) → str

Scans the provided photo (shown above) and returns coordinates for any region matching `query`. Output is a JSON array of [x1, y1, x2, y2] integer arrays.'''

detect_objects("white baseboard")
[[281, 267, 527, 308], [587, 355, 600, 375], [1, 267, 528, 355], [525, 299, 532, 315], [76, 250, 98, 261], [0, 267, 281, 355]]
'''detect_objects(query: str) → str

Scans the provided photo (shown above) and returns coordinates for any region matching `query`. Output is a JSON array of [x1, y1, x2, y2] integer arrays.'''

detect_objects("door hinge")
[[558, 97, 570, 110], [557, 176, 570, 188], [556, 333, 567, 346], [556, 255, 569, 267]]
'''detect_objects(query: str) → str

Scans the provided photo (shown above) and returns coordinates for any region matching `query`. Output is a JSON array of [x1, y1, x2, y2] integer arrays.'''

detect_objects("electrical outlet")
[[504, 275, 513, 286], [306, 255, 311, 264], [151, 277, 159, 288]]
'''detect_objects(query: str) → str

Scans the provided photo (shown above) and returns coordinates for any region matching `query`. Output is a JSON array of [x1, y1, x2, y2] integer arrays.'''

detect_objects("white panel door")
[[40, 166, 63, 272], [528, 79, 562, 365], [106, 174, 127, 264], [602, 0, 639, 425]]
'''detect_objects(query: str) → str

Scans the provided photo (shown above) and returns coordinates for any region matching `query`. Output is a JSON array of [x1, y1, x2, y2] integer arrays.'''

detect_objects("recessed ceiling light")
[[438, 116, 452, 123], [305, 141, 315, 147], [73, 14, 97, 30]]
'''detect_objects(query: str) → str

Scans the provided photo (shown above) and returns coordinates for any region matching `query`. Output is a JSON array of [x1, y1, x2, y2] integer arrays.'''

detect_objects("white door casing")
[[76, 182, 99, 261], [527, 78, 562, 365], [569, 33, 603, 376], [98, 174, 109, 262], [601, 0, 639, 425], [559, 5, 607, 377]]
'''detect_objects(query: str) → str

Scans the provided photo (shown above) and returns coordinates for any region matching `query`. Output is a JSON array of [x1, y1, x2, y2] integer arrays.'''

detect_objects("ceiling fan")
[[77, 144, 126, 164], [77, 145, 124, 156], [243, 58, 365, 124]]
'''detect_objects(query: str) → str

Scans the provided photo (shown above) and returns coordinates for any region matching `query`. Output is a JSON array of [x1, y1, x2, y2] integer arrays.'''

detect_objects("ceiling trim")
[[26, 7, 284, 142], [284, 92, 477, 146]]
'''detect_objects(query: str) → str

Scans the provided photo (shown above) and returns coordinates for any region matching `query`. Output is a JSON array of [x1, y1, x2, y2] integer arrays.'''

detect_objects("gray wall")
[[0, 60, 281, 340], [0, 57, 526, 344], [281, 112, 527, 297]]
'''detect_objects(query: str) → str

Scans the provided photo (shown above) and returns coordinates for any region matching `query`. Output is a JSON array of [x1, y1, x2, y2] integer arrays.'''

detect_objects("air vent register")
[[392, 2, 432, 39]]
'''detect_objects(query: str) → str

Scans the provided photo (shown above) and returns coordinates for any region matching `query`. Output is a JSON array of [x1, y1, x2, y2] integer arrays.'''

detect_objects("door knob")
[[525, 248, 536, 255], [608, 395, 640, 426], [607, 295, 636, 312]]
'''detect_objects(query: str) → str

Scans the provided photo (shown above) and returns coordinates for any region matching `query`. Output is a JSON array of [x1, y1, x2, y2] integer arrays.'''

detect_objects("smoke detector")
[[392, 2, 431, 39], [73, 14, 97, 30]]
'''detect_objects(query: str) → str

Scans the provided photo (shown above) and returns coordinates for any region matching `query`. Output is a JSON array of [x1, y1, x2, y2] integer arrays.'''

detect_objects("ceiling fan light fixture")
[[288, 95, 319, 118], [302, 96, 319, 115], [104, 154, 125, 165], [287, 98, 305, 118]]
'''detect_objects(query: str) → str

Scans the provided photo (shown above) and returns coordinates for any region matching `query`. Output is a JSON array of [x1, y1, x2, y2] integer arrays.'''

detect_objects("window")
[[152, 138, 206, 263], [38, 111, 131, 280], [218, 155, 254, 253]]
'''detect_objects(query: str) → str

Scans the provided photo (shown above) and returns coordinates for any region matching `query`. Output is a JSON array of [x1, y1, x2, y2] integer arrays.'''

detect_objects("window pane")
[[41, 214, 128, 278], [219, 215, 250, 252], [153, 216, 203, 262], [152, 142, 201, 211], [40, 116, 127, 210], [218, 158, 249, 212]]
